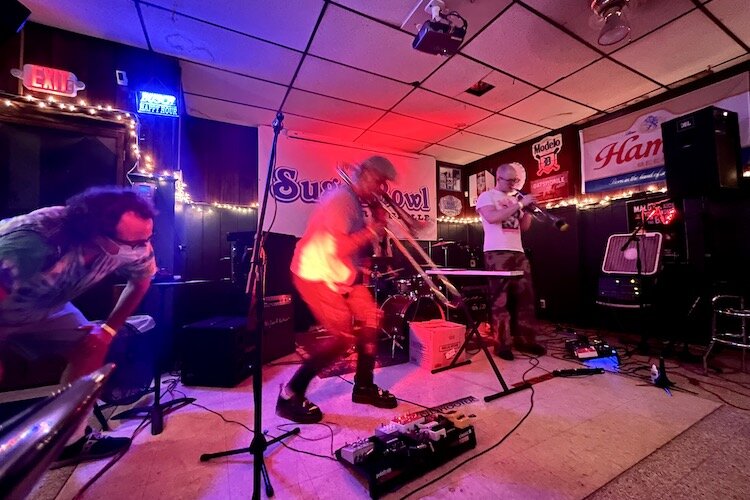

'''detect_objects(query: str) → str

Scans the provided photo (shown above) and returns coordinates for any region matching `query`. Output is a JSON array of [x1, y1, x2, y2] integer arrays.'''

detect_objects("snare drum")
[[394, 279, 412, 295]]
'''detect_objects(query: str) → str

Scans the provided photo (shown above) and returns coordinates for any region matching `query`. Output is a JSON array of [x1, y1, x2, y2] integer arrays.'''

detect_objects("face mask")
[[112, 243, 150, 262]]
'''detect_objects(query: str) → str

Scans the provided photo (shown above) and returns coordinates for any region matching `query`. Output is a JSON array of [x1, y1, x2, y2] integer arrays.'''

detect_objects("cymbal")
[[432, 240, 456, 248]]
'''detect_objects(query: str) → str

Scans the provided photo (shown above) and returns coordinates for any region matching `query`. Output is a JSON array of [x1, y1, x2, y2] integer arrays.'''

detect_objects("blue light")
[[137, 91, 178, 117]]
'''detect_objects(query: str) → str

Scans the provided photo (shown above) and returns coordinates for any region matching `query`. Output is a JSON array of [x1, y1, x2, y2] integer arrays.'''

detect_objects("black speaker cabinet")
[[257, 294, 295, 363], [182, 316, 254, 387], [661, 106, 741, 198]]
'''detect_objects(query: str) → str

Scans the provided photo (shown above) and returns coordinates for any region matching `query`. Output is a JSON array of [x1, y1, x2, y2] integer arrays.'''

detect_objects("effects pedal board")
[[565, 335, 618, 360], [336, 412, 476, 498]]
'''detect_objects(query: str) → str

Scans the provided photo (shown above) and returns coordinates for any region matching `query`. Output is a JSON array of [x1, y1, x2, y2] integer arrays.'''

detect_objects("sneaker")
[[494, 348, 514, 361], [352, 384, 398, 409], [276, 392, 323, 424], [51, 427, 131, 469], [514, 340, 547, 356]]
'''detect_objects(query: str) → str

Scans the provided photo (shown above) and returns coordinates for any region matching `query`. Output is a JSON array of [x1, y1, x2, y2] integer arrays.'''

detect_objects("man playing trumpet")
[[276, 156, 399, 424], [476, 163, 546, 360]]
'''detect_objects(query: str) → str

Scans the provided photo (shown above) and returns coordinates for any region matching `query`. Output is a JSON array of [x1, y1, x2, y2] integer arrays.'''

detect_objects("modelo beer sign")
[[11, 64, 86, 97]]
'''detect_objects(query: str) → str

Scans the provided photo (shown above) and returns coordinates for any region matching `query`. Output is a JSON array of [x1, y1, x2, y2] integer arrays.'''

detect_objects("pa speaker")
[[661, 106, 741, 198], [0, 1, 31, 41]]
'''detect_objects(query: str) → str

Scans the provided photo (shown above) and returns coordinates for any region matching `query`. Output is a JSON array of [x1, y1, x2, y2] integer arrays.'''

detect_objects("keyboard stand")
[[432, 295, 531, 402]]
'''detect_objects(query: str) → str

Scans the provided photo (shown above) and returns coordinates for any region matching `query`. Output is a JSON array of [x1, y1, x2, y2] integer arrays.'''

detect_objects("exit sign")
[[11, 64, 86, 97]]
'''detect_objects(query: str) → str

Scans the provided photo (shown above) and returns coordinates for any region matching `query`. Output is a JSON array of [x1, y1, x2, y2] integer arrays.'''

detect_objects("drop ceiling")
[[23, 0, 750, 165]]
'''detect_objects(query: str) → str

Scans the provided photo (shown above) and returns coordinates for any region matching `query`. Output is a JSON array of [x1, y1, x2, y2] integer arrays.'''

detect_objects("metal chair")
[[704, 295, 750, 374]]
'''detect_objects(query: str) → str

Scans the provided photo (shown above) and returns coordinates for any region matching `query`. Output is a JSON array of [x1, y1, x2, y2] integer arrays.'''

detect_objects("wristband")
[[101, 323, 117, 337]]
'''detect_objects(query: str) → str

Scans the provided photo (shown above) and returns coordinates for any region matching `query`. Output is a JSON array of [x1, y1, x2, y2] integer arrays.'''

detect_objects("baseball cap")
[[360, 156, 397, 181]]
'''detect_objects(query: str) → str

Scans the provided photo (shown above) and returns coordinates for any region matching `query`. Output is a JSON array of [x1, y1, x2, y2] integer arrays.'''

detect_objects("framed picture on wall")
[[439, 166, 462, 192], [468, 170, 495, 207]]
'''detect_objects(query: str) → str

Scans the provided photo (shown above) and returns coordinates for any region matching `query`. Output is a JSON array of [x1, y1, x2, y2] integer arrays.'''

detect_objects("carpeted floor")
[[587, 405, 750, 499]]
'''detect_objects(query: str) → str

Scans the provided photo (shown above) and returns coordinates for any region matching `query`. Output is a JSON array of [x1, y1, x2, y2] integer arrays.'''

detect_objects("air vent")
[[465, 81, 494, 97]]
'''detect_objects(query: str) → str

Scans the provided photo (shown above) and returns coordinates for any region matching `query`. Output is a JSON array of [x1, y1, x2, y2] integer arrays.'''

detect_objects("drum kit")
[[363, 256, 448, 359]]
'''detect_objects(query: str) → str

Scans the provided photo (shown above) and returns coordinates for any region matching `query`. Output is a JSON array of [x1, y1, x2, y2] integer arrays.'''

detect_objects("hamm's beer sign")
[[581, 110, 671, 193], [11, 64, 86, 97]]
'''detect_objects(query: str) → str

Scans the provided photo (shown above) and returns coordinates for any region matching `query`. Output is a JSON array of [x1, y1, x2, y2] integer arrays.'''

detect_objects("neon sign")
[[10, 64, 86, 97], [137, 91, 179, 117]]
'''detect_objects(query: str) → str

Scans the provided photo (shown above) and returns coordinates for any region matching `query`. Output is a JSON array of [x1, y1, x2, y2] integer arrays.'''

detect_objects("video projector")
[[412, 20, 466, 56]]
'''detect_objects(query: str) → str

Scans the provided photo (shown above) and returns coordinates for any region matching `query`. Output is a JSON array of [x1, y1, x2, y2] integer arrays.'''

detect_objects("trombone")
[[337, 167, 463, 310]]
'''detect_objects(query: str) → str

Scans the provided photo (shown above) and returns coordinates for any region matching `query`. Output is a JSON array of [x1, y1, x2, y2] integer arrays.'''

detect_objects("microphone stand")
[[620, 218, 649, 355], [199, 113, 300, 499]]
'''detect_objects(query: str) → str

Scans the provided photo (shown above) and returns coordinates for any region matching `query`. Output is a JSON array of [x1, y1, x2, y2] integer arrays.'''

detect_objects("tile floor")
[[37, 337, 723, 500]]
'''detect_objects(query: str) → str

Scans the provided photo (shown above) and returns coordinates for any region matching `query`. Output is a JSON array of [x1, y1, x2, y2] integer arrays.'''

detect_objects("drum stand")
[[432, 297, 531, 402]]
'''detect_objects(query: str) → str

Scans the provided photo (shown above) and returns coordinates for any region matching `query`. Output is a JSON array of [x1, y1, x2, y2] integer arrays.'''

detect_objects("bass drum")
[[380, 295, 445, 350]]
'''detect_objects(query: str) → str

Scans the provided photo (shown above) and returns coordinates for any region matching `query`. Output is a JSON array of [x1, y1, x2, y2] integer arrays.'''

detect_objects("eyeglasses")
[[108, 234, 154, 249], [499, 177, 520, 183]]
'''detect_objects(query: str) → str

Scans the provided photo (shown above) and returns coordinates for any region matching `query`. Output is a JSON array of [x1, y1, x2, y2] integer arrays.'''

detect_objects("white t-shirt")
[[476, 189, 524, 252]]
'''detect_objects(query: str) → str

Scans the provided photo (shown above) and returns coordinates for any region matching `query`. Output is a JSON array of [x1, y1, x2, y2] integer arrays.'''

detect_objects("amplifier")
[[597, 274, 655, 308], [181, 316, 253, 387], [257, 294, 295, 363]]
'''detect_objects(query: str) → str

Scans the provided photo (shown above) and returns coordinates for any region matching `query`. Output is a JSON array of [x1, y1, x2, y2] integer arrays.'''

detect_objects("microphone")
[[515, 191, 569, 231]]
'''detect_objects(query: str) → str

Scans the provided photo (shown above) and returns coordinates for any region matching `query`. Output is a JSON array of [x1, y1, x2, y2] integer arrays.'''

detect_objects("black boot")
[[352, 384, 398, 409], [276, 386, 323, 423]]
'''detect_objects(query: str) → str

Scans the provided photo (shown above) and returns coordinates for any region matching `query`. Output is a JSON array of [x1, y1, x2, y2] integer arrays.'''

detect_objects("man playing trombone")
[[276, 156, 399, 424], [476, 163, 546, 361]]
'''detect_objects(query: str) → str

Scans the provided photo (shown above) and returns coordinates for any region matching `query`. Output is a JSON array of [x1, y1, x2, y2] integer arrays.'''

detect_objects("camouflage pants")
[[484, 250, 537, 349]]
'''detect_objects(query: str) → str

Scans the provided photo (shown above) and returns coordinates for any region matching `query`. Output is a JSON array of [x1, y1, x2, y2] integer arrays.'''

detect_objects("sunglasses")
[[499, 177, 520, 183]]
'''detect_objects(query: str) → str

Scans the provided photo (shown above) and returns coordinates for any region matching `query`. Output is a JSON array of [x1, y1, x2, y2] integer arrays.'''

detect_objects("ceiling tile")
[[522, 0, 695, 53], [391, 89, 492, 128], [461, 3, 600, 87], [282, 114, 364, 142], [369, 113, 456, 143], [706, 0, 750, 46], [438, 131, 513, 156], [547, 59, 661, 111], [420, 144, 483, 165], [294, 56, 412, 109], [141, 4, 301, 84], [180, 62, 286, 110], [421, 55, 538, 111], [283, 89, 384, 129], [355, 131, 430, 154], [25, 0, 148, 49], [503, 92, 597, 130], [611, 10, 746, 86], [309, 4, 444, 83], [145, 0, 324, 50], [466, 114, 549, 143], [184, 94, 276, 127]]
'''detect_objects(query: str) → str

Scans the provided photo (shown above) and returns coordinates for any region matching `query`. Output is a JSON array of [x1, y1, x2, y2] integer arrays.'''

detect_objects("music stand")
[[427, 269, 532, 402], [199, 113, 299, 500]]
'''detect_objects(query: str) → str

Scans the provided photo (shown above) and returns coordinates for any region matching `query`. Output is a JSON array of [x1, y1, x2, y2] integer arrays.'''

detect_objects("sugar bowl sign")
[[11, 64, 86, 97]]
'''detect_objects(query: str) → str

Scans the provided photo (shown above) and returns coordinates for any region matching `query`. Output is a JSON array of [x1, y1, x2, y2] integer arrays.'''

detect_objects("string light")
[[437, 216, 481, 224]]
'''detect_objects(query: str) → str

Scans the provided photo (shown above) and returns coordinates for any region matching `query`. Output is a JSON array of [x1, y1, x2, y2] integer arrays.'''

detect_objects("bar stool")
[[703, 295, 750, 374]]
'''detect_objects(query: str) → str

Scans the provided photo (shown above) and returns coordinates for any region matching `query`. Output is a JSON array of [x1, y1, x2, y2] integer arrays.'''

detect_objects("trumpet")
[[514, 190, 569, 231], [337, 167, 463, 310]]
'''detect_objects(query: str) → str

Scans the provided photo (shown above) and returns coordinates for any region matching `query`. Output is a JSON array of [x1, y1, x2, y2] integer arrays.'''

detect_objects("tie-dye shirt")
[[0, 207, 156, 326]]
